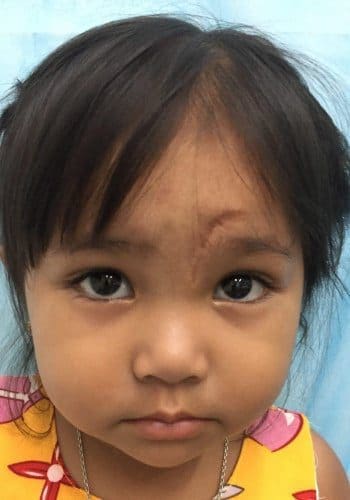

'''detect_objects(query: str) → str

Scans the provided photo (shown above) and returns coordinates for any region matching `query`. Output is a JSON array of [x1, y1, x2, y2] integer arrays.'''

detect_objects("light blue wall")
[[1, 0, 349, 475]]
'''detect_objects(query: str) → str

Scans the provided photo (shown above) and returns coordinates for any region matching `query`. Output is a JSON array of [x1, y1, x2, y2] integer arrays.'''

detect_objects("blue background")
[[0, 0, 349, 477]]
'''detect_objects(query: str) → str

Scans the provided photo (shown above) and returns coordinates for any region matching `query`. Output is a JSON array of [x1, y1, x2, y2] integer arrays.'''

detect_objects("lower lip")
[[124, 418, 209, 440]]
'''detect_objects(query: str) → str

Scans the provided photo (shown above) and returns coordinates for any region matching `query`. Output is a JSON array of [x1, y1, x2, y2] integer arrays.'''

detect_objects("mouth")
[[123, 412, 213, 440], [140, 411, 200, 423], [124, 418, 209, 441]]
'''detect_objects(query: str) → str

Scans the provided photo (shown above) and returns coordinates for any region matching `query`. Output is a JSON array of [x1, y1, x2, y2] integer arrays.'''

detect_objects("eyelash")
[[66, 267, 278, 304]]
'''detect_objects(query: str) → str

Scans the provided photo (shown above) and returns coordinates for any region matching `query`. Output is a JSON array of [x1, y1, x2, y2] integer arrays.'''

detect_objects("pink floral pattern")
[[246, 406, 303, 451], [292, 491, 317, 499], [8, 442, 78, 499], [0, 375, 44, 423]]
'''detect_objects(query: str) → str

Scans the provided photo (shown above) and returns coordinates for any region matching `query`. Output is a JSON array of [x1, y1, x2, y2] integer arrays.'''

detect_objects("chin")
[[124, 443, 200, 469]]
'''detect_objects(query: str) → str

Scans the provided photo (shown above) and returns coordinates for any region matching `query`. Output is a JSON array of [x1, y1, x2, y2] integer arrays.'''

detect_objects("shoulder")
[[310, 428, 350, 499]]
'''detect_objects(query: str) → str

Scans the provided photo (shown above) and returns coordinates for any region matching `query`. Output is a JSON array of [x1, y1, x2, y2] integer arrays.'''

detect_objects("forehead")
[[49, 123, 300, 265], [101, 125, 292, 245]]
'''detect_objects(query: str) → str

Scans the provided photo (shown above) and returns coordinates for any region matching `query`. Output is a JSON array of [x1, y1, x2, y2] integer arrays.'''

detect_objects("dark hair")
[[1, 13, 350, 437]]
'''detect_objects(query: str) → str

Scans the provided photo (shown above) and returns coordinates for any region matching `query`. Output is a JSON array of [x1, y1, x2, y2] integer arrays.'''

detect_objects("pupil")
[[90, 273, 121, 296], [223, 275, 252, 299]]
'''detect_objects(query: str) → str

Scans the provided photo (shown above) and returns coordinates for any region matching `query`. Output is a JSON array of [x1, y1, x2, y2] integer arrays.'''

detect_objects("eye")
[[214, 273, 275, 303], [70, 269, 132, 301], [69, 268, 276, 303]]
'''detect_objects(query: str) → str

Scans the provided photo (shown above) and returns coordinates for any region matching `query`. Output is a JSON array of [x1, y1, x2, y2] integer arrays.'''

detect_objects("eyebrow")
[[54, 234, 293, 260]]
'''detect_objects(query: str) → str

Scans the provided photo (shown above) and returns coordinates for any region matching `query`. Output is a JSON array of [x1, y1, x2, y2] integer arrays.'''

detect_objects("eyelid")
[[220, 268, 277, 286], [68, 267, 125, 284]]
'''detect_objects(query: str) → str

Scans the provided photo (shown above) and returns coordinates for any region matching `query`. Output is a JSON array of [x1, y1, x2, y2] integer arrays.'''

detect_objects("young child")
[[0, 13, 349, 500]]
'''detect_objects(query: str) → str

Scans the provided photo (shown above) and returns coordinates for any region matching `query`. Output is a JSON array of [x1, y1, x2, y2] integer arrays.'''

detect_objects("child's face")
[[25, 122, 304, 469]]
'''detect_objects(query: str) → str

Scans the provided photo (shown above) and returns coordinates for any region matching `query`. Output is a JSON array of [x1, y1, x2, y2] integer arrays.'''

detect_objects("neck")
[[54, 409, 243, 500]]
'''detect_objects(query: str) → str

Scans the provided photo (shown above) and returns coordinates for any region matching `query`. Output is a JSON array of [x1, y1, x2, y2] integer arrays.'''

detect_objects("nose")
[[132, 314, 209, 385]]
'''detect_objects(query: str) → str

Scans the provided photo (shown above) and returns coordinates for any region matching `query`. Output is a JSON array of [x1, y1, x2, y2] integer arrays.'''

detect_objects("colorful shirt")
[[0, 374, 319, 499]]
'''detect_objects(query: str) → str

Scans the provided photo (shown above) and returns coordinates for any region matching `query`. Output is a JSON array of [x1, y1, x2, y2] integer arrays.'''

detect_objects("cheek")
[[218, 324, 297, 432], [221, 341, 292, 398], [33, 332, 90, 416], [31, 318, 133, 430]]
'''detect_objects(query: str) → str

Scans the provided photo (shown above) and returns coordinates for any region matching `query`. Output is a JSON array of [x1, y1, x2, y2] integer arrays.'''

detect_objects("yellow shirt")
[[0, 374, 319, 499]]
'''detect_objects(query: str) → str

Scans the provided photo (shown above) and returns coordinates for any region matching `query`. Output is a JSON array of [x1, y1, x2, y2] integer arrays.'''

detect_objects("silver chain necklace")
[[76, 428, 229, 500]]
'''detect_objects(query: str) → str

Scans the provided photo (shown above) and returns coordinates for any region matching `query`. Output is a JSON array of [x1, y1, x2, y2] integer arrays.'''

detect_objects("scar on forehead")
[[196, 209, 247, 248], [188, 209, 248, 281]]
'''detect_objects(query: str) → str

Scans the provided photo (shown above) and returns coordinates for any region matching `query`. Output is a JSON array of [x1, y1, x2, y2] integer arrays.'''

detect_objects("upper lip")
[[132, 412, 202, 423]]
